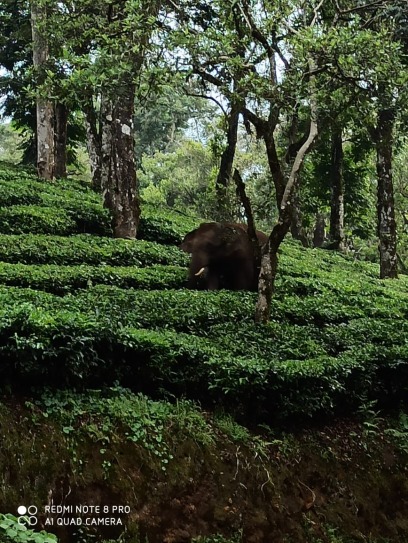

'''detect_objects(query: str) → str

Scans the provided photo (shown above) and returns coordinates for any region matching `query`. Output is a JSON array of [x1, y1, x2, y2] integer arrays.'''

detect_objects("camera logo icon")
[[17, 505, 38, 526]]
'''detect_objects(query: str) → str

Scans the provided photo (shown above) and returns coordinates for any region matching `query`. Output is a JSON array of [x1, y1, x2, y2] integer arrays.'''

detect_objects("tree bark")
[[290, 188, 309, 247], [329, 124, 345, 250], [215, 104, 240, 219], [313, 213, 326, 248], [84, 99, 103, 192], [233, 168, 261, 266], [54, 103, 68, 179], [101, 87, 140, 239], [375, 108, 398, 278], [31, 1, 54, 180], [242, 108, 285, 209]]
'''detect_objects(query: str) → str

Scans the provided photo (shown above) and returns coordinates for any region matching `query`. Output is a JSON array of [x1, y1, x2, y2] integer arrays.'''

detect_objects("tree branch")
[[184, 90, 227, 116]]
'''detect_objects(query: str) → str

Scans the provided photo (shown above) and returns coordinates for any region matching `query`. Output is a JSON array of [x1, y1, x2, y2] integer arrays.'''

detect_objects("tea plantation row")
[[0, 283, 407, 422]]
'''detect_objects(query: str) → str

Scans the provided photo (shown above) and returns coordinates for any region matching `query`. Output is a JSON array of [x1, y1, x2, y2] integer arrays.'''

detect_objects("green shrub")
[[0, 514, 57, 543], [0, 183, 42, 206], [39, 193, 111, 235], [0, 262, 186, 293], [0, 234, 189, 267], [139, 205, 198, 244], [0, 206, 77, 235]]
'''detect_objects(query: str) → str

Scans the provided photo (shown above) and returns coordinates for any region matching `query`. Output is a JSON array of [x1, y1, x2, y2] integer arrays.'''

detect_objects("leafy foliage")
[[0, 262, 186, 294], [0, 514, 57, 543], [0, 272, 406, 421], [0, 234, 188, 267]]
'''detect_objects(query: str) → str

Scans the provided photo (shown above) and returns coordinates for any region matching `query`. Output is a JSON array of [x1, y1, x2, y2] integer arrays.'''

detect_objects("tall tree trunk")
[[31, 1, 54, 180], [260, 123, 285, 208], [329, 125, 345, 250], [375, 108, 398, 278], [101, 87, 140, 239], [214, 105, 240, 220], [84, 100, 103, 192], [54, 103, 68, 179]]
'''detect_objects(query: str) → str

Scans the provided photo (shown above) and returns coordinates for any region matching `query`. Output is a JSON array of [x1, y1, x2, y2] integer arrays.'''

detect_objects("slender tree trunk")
[[31, 1, 54, 180], [329, 125, 345, 250], [233, 168, 261, 266], [101, 86, 140, 239], [84, 100, 103, 192], [215, 105, 240, 220], [263, 129, 286, 208], [241, 109, 285, 209], [256, 218, 291, 322], [313, 213, 326, 248], [290, 188, 309, 247], [255, 59, 318, 323], [54, 103, 68, 178], [375, 108, 398, 278]]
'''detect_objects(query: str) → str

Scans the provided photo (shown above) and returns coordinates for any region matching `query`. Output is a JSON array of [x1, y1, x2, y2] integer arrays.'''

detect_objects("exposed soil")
[[0, 401, 407, 542]]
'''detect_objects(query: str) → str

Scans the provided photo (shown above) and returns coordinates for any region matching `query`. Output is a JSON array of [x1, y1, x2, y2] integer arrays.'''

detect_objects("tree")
[[0, 1, 87, 172], [30, 0, 54, 178], [317, 1, 408, 278], [0, 122, 23, 163], [138, 138, 216, 215], [39, 0, 163, 238]]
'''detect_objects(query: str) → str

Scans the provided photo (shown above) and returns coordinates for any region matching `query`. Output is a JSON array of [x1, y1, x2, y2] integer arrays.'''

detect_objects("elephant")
[[179, 222, 268, 291]]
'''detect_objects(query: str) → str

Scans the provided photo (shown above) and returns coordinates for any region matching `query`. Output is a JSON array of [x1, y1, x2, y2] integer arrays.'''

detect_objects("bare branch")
[[184, 90, 227, 116], [335, 0, 384, 17], [310, 0, 325, 27]]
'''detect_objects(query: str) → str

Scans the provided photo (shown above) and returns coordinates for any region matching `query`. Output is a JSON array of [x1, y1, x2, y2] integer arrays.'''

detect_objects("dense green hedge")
[[0, 164, 111, 235], [0, 263, 186, 293], [0, 202, 111, 236], [0, 206, 78, 235], [0, 234, 189, 267], [0, 285, 406, 422]]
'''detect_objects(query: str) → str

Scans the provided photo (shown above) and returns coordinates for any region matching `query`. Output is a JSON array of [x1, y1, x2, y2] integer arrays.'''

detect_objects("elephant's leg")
[[230, 259, 255, 290], [206, 269, 220, 290]]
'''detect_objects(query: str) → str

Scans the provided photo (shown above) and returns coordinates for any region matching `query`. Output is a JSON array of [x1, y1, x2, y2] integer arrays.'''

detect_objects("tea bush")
[[0, 234, 188, 267], [0, 206, 77, 235], [0, 263, 186, 293], [138, 205, 198, 244]]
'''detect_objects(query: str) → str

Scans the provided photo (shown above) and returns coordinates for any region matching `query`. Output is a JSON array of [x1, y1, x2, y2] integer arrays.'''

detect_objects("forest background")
[[1, 0, 408, 291]]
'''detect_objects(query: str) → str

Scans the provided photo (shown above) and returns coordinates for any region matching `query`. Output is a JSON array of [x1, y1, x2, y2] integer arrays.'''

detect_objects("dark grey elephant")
[[179, 222, 268, 291]]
